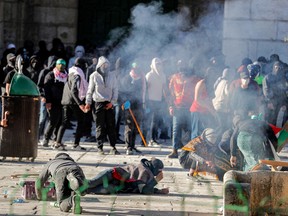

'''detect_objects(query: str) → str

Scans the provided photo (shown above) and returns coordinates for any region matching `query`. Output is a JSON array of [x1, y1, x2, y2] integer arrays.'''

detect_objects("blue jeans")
[[38, 100, 48, 139], [190, 112, 205, 140], [172, 108, 191, 150], [190, 111, 216, 140]]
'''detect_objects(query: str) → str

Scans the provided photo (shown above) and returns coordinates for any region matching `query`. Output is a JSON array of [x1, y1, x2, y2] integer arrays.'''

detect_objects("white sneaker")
[[148, 140, 161, 147], [72, 145, 86, 151], [53, 143, 66, 151]]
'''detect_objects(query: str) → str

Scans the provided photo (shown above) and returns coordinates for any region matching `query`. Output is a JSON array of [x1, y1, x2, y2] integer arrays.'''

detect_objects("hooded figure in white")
[[68, 45, 85, 69], [85, 56, 118, 108], [145, 58, 166, 102]]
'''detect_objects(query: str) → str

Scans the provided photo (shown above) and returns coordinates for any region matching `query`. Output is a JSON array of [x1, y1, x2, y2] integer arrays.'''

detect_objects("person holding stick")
[[122, 62, 146, 155]]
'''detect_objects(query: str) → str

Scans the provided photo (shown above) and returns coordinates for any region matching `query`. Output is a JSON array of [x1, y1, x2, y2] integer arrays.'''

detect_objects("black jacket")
[[61, 72, 84, 106], [43, 70, 66, 106], [37, 56, 58, 97]]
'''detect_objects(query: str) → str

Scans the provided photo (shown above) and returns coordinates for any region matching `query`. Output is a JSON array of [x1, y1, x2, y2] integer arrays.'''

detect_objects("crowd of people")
[[1, 37, 288, 214]]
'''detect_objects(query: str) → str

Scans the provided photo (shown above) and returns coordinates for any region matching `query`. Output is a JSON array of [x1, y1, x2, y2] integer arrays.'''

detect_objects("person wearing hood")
[[37, 56, 58, 142], [145, 58, 167, 146], [35, 153, 87, 214], [87, 157, 169, 195], [262, 61, 287, 126], [122, 62, 146, 155], [0, 43, 16, 72], [1, 53, 16, 88], [212, 68, 233, 130], [85, 56, 120, 155], [68, 45, 85, 69], [56, 57, 88, 151], [42, 59, 68, 149], [3, 54, 30, 95], [26, 55, 41, 84]]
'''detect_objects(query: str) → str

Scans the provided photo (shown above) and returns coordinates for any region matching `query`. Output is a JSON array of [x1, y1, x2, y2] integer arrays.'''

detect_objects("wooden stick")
[[128, 108, 147, 147]]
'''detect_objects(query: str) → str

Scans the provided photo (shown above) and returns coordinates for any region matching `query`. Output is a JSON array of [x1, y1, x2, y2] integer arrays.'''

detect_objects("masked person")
[[56, 57, 88, 150], [228, 69, 260, 118], [35, 153, 87, 214], [68, 45, 85, 69], [85, 56, 120, 155], [122, 62, 146, 155], [167, 60, 200, 158], [41, 58, 68, 149], [262, 61, 288, 126], [145, 58, 168, 146], [87, 158, 169, 195]]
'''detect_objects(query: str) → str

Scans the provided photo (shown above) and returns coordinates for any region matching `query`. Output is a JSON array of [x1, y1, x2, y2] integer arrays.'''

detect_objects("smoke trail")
[[107, 1, 224, 73]]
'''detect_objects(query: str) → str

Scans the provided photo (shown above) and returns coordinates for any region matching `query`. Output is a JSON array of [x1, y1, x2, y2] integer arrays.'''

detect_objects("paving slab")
[[1, 125, 287, 215]]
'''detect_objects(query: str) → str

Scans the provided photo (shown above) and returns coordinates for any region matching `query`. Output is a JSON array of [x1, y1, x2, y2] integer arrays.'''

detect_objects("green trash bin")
[[0, 71, 40, 162]]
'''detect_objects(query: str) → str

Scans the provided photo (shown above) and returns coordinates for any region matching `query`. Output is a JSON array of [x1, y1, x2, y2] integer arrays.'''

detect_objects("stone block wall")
[[0, 1, 3, 52], [0, 0, 78, 55], [222, 0, 288, 69]]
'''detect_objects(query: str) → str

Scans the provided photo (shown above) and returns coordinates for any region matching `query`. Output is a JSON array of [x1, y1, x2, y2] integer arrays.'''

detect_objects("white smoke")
[[107, 1, 224, 74]]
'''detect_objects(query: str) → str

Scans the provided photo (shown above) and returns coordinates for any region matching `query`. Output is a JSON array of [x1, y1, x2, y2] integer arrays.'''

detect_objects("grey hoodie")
[[85, 56, 118, 105]]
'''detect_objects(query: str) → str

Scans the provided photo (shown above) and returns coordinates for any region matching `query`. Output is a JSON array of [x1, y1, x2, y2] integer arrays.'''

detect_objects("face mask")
[[241, 78, 250, 88], [76, 51, 84, 58]]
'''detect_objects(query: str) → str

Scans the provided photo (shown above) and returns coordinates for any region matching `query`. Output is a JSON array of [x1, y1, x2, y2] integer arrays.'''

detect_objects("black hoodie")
[[37, 56, 58, 97]]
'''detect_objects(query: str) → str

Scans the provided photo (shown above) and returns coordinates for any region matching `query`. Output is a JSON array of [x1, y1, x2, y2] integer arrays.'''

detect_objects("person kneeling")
[[35, 153, 88, 214]]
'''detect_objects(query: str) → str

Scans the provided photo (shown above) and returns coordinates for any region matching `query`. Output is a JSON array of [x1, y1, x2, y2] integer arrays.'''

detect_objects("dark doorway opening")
[[77, 0, 178, 52]]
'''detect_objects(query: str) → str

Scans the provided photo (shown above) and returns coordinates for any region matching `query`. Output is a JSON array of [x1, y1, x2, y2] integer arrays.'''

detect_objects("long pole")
[[128, 108, 147, 147]]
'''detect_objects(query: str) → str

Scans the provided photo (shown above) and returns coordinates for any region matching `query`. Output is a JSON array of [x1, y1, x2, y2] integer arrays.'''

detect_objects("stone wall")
[[223, 0, 288, 69], [0, 0, 78, 55], [0, 1, 3, 52]]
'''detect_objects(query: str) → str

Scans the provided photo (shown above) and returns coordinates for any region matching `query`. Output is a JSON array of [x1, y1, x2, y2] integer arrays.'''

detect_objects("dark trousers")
[[124, 103, 142, 149], [172, 108, 191, 150], [87, 169, 116, 194], [44, 105, 62, 141], [149, 100, 162, 141], [56, 105, 86, 145], [94, 102, 117, 148], [55, 167, 85, 212]]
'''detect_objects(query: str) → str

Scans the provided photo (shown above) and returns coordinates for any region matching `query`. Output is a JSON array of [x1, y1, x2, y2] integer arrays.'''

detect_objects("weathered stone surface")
[[222, 39, 248, 68], [224, 20, 277, 40], [33, 0, 78, 8], [224, 0, 251, 19], [57, 26, 77, 45], [33, 6, 77, 25], [251, 0, 288, 21], [223, 0, 288, 68]]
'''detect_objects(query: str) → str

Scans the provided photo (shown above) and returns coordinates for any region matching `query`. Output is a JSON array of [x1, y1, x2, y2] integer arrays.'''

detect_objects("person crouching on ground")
[[35, 153, 88, 214], [87, 158, 169, 195]]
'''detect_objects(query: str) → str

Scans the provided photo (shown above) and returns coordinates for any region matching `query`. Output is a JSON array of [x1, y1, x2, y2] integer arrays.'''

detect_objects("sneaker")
[[132, 147, 142, 154], [110, 148, 120, 155], [126, 148, 133, 155], [72, 145, 86, 151], [72, 195, 82, 214], [148, 140, 161, 147], [97, 147, 105, 155], [84, 136, 96, 142], [53, 143, 67, 151], [167, 151, 178, 159], [41, 139, 49, 147]]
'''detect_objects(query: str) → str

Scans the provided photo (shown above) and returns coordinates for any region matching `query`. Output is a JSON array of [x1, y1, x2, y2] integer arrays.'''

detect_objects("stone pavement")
[[0, 125, 287, 216]]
